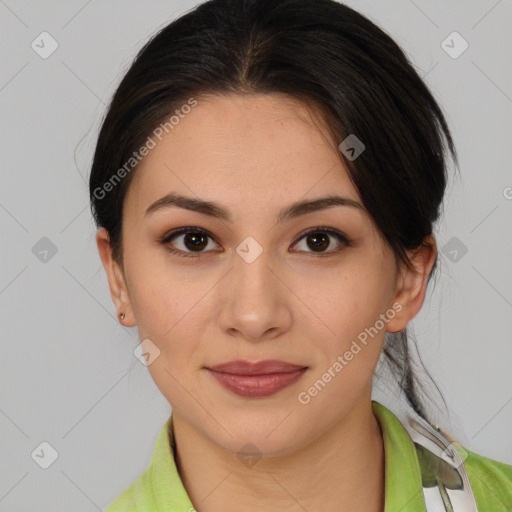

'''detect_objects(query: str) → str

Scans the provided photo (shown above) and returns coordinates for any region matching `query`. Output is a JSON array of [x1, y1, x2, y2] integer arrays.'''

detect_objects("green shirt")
[[105, 401, 512, 511]]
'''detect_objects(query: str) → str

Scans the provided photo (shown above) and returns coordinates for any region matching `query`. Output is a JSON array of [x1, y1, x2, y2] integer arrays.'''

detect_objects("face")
[[97, 92, 434, 456]]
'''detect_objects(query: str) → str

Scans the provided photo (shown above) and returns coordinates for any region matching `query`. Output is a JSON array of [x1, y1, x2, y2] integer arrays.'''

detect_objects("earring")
[[119, 312, 125, 320]]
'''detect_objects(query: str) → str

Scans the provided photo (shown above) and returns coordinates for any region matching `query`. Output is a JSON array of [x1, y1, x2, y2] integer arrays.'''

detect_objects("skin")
[[97, 92, 436, 512]]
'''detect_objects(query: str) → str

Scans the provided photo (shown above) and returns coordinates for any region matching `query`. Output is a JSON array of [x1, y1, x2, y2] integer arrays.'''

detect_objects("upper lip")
[[207, 360, 307, 375]]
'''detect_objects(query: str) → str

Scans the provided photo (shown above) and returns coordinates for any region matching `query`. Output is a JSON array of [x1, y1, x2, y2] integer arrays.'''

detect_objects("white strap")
[[395, 407, 479, 511]]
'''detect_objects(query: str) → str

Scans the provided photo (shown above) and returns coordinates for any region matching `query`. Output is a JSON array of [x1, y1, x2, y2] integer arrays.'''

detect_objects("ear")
[[96, 227, 136, 326], [386, 235, 437, 333]]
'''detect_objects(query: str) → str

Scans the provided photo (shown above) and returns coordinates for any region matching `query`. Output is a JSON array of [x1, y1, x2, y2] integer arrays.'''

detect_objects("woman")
[[89, 0, 512, 510]]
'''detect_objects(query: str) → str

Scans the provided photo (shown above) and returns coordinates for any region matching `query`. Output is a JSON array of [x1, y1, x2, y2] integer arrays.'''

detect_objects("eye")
[[159, 227, 219, 258], [291, 227, 352, 256], [159, 226, 352, 258]]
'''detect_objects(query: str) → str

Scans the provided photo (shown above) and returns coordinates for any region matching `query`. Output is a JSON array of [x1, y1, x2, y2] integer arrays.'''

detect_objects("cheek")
[[124, 240, 207, 341], [295, 272, 388, 411], [293, 260, 394, 342], [130, 267, 210, 408], [133, 278, 208, 354], [291, 261, 394, 405]]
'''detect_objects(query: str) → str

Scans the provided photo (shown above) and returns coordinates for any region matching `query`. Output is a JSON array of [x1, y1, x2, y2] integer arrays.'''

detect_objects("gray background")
[[1, 0, 511, 510]]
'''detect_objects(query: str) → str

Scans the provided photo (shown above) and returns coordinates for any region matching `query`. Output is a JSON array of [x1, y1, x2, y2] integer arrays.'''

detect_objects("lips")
[[207, 359, 307, 375], [205, 360, 308, 398]]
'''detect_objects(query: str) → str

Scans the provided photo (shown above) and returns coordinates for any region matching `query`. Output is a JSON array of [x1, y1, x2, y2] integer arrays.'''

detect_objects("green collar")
[[107, 400, 428, 511], [372, 400, 427, 511]]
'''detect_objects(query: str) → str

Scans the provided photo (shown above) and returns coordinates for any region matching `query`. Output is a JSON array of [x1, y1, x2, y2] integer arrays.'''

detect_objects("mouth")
[[205, 360, 308, 398]]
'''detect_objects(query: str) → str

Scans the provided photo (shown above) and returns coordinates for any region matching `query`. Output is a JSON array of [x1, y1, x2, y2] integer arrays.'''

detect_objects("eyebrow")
[[145, 192, 365, 223]]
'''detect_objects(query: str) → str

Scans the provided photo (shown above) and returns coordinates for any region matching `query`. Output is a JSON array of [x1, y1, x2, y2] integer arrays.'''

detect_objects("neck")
[[171, 398, 385, 512]]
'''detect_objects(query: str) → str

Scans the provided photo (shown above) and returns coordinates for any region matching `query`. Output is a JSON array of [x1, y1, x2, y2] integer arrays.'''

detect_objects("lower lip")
[[207, 368, 308, 397]]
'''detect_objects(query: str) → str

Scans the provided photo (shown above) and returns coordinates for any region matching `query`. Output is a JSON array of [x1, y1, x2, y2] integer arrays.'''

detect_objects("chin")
[[206, 411, 309, 458]]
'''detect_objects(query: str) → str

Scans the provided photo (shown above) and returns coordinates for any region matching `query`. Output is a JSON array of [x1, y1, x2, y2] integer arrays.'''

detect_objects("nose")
[[217, 243, 293, 344]]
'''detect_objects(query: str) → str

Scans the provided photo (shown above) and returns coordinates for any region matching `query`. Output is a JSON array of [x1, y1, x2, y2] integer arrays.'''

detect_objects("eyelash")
[[158, 226, 353, 258]]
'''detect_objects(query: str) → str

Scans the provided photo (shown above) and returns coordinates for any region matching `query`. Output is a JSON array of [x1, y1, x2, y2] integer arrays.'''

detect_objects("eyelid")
[[292, 225, 350, 246], [159, 226, 213, 244]]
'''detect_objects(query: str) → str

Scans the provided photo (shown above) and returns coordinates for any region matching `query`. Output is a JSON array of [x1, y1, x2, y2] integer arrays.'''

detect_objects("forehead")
[[126, 93, 360, 215]]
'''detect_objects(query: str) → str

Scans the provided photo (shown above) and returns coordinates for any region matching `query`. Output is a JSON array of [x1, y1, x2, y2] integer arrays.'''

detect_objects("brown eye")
[[291, 228, 351, 255], [181, 232, 209, 251], [305, 232, 330, 252], [160, 227, 219, 257]]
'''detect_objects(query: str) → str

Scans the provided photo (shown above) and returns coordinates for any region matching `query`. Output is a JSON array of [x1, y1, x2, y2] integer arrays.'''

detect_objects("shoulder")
[[456, 444, 512, 510]]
